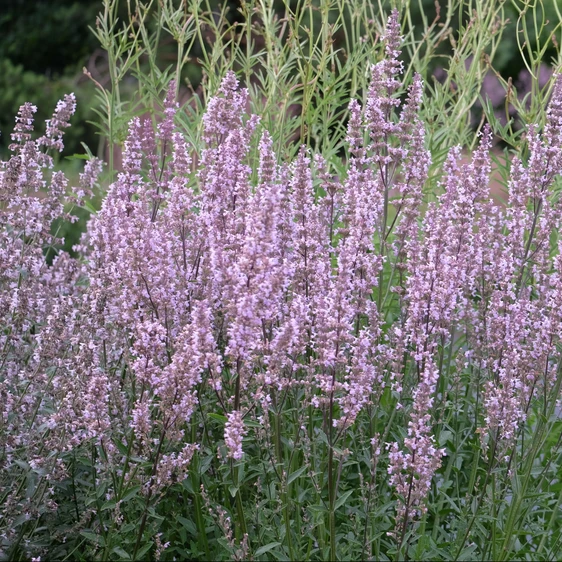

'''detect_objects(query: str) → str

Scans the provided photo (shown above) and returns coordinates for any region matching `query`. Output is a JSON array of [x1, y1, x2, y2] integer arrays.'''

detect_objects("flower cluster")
[[0, 94, 102, 547]]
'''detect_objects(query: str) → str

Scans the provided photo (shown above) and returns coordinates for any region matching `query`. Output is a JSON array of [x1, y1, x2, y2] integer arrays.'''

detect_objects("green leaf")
[[177, 516, 198, 535], [287, 465, 307, 485], [121, 523, 136, 534], [315, 429, 329, 447], [335, 490, 354, 510], [112, 546, 131, 560], [82, 199, 99, 214], [114, 439, 130, 456], [66, 153, 90, 160], [135, 541, 154, 560], [80, 142, 95, 158], [80, 530, 105, 546], [14, 459, 30, 471], [182, 478, 194, 493], [457, 544, 478, 561], [208, 413, 227, 424], [147, 507, 165, 523], [255, 542, 282, 557], [121, 485, 141, 502], [200, 454, 213, 475], [438, 430, 454, 446]]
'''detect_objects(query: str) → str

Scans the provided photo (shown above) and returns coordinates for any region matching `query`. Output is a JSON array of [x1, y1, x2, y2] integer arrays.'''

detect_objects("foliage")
[[2, 2, 562, 562]]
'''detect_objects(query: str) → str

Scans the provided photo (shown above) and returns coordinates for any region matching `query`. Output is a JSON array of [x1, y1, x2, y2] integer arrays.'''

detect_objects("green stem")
[[328, 371, 337, 562], [233, 463, 247, 538], [191, 450, 211, 560], [536, 483, 562, 556], [132, 424, 166, 561], [273, 401, 294, 559], [328, 443, 337, 562]]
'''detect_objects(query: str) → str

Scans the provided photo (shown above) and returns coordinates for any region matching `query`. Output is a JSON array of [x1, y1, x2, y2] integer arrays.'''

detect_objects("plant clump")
[[3, 8, 562, 562]]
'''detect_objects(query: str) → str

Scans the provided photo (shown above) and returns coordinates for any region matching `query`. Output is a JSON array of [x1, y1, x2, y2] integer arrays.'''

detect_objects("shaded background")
[[0, 0, 560, 159]]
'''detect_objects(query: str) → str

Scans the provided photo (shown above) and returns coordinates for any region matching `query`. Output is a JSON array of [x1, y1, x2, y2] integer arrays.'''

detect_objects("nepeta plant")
[[0, 95, 102, 555], [3, 6, 562, 562]]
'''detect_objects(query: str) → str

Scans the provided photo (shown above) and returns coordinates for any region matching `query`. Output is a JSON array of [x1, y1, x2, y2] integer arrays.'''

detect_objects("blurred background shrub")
[[0, 0, 101, 157], [1, 0, 560, 160]]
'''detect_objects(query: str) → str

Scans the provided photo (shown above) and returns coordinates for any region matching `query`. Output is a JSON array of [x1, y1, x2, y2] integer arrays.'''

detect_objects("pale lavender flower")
[[388, 358, 445, 528], [227, 131, 288, 362], [9, 102, 37, 149], [224, 410, 246, 460], [37, 93, 77, 152], [480, 75, 562, 449], [202, 71, 250, 146], [75, 157, 103, 203]]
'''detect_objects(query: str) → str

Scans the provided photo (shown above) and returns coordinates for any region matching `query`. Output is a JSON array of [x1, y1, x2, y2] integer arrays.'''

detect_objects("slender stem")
[[233, 464, 247, 538], [328, 443, 337, 562], [453, 437, 498, 562], [132, 424, 167, 560], [328, 367, 338, 562], [191, 429, 211, 559]]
